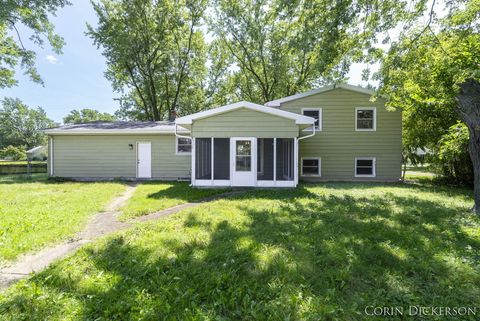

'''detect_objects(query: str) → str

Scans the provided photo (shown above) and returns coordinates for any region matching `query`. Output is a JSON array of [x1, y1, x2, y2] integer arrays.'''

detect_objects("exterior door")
[[231, 138, 256, 186], [137, 142, 151, 178]]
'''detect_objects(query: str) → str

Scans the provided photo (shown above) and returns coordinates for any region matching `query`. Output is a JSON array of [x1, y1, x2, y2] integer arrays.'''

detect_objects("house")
[[44, 84, 402, 187]]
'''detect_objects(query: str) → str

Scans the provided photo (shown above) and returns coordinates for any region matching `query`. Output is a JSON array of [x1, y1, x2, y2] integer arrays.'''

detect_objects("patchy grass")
[[120, 181, 229, 220], [1, 182, 479, 320], [0, 174, 126, 263]]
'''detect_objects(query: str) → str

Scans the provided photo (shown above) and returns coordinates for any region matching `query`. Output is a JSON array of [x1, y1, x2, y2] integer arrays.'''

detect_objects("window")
[[355, 157, 376, 177], [301, 158, 321, 176], [355, 107, 376, 131], [176, 137, 192, 154], [302, 108, 322, 131], [235, 140, 251, 171]]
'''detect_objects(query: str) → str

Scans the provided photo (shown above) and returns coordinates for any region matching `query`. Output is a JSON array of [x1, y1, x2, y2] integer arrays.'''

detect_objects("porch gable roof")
[[175, 101, 315, 125]]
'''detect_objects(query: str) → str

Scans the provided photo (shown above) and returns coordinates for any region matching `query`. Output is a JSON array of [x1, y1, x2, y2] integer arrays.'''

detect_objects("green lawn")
[[120, 181, 228, 220], [1, 181, 478, 320], [0, 174, 126, 263]]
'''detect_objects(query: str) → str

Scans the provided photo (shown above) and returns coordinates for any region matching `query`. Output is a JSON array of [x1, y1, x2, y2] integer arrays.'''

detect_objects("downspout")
[[298, 121, 316, 141]]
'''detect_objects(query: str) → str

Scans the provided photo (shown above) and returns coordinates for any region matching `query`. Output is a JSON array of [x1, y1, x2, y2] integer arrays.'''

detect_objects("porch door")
[[137, 142, 152, 178], [231, 138, 256, 186]]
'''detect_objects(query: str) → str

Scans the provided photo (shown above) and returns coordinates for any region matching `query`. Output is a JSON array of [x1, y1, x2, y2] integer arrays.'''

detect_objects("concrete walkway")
[[0, 183, 137, 290], [0, 187, 242, 290]]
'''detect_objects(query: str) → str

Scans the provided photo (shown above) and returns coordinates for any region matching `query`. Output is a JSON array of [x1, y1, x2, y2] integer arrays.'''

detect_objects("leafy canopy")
[[377, 0, 480, 184], [211, 0, 430, 103], [0, 0, 70, 88], [63, 108, 116, 124], [88, 0, 207, 121], [0, 97, 55, 149]]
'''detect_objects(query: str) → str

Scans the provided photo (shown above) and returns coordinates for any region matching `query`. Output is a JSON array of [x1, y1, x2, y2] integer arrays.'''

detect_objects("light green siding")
[[191, 107, 298, 138], [51, 134, 190, 179], [280, 88, 402, 181]]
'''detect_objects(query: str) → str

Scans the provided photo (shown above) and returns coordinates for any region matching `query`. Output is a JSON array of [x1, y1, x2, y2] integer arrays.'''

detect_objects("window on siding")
[[301, 158, 321, 176], [176, 137, 192, 154], [355, 107, 376, 131], [355, 157, 376, 177], [302, 108, 322, 131]]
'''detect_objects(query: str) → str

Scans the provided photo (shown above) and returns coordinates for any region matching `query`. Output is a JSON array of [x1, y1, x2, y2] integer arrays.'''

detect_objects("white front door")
[[231, 138, 256, 186], [137, 142, 151, 178]]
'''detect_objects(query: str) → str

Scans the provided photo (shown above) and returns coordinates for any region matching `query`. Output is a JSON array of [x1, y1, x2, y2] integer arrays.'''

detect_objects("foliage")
[[0, 183, 478, 319], [0, 174, 125, 263], [432, 122, 473, 185], [0, 0, 70, 88], [211, 0, 429, 103], [0, 145, 26, 161], [0, 97, 55, 149], [63, 108, 116, 124], [120, 181, 229, 220], [378, 1, 480, 187], [88, 0, 208, 121]]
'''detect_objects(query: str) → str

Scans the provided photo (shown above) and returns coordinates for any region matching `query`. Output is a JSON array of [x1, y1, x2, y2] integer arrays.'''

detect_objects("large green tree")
[[211, 0, 428, 104], [378, 0, 480, 213], [63, 108, 116, 124], [88, 0, 207, 121], [0, 97, 55, 149], [0, 0, 70, 88]]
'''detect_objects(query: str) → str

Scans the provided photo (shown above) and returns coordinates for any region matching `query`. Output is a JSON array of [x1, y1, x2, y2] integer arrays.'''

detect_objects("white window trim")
[[176, 136, 192, 155], [301, 108, 322, 131], [355, 107, 376, 131], [355, 157, 376, 177], [301, 157, 321, 177]]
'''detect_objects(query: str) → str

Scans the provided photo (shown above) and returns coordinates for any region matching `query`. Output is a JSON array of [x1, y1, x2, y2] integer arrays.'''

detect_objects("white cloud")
[[46, 55, 58, 64]]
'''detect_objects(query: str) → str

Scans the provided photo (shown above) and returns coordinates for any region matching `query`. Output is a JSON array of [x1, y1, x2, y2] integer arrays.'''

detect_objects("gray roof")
[[44, 121, 189, 135]]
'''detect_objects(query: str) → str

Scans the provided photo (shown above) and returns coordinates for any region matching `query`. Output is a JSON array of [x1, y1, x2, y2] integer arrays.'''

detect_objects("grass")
[[1, 180, 478, 320], [120, 181, 229, 220], [0, 174, 126, 263]]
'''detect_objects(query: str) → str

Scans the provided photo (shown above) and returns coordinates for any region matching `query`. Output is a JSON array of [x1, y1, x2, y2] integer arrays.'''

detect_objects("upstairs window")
[[302, 108, 322, 131], [355, 157, 376, 177], [355, 107, 376, 131], [176, 137, 192, 154]]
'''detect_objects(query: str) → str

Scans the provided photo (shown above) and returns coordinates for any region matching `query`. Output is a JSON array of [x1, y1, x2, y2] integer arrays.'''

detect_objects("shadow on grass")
[[146, 181, 229, 202], [2, 185, 479, 320]]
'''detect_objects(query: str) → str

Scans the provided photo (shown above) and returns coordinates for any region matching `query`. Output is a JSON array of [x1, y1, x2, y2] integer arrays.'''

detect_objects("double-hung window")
[[176, 137, 192, 154], [301, 158, 321, 176], [301, 108, 322, 131], [355, 157, 376, 177], [355, 107, 376, 131]]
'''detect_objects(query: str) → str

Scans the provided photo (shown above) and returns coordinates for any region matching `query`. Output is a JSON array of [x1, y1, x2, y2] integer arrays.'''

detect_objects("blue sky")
[[0, 1, 370, 123]]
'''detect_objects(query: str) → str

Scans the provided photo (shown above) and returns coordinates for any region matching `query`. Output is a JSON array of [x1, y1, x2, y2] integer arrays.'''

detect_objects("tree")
[[378, 0, 480, 214], [0, 97, 55, 149], [87, 0, 207, 121], [211, 0, 428, 104], [0, 0, 70, 88], [63, 108, 116, 124]]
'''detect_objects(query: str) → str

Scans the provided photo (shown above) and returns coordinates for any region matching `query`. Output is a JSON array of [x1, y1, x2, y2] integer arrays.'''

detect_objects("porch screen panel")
[[276, 138, 294, 181], [214, 138, 230, 179], [257, 138, 274, 180], [195, 138, 211, 180]]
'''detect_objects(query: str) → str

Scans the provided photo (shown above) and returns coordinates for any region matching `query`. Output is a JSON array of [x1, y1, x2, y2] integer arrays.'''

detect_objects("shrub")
[[0, 145, 27, 161], [432, 122, 473, 185]]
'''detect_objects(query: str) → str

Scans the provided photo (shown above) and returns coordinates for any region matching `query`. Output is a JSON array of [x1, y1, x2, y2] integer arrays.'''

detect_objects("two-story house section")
[[265, 84, 402, 182]]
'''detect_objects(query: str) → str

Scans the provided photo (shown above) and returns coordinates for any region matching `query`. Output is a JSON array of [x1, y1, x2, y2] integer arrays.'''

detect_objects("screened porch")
[[193, 137, 297, 187]]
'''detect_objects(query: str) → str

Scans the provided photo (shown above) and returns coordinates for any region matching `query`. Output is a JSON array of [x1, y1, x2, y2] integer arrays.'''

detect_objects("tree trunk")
[[456, 78, 480, 215]]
